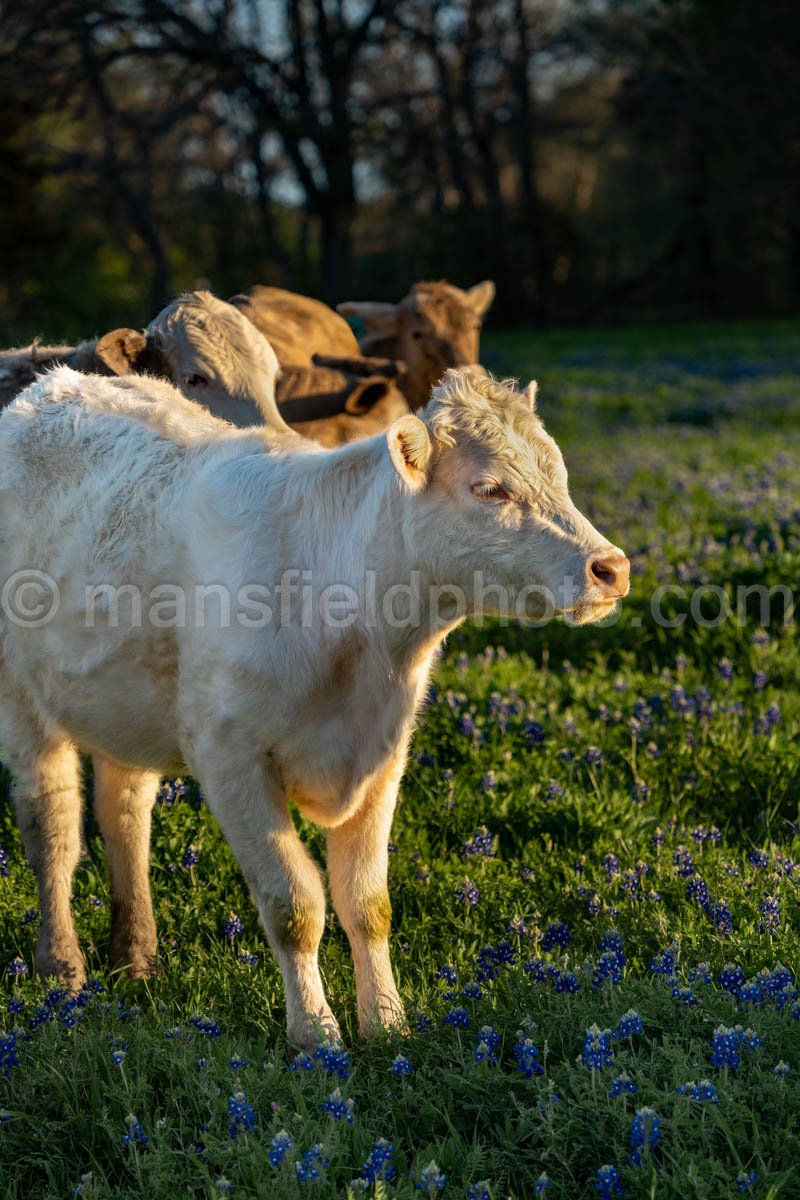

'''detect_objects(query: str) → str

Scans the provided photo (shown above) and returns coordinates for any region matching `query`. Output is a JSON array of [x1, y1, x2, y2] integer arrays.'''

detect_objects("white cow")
[[0, 365, 629, 1048]]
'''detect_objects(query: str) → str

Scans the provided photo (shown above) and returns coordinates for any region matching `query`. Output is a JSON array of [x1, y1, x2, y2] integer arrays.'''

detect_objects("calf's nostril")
[[589, 553, 630, 595], [591, 560, 617, 587]]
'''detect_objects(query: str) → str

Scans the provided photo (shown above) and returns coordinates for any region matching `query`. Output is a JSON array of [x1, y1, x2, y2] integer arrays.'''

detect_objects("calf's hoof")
[[287, 1008, 342, 1054], [111, 934, 158, 979], [35, 944, 87, 993]]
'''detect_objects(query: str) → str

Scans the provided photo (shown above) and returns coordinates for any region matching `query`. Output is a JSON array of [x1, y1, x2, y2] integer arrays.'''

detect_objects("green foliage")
[[2, 320, 800, 1197]]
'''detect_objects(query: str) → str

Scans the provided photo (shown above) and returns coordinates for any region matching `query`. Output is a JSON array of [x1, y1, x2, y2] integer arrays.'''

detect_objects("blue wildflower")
[[609, 1074, 638, 1098], [513, 1033, 544, 1078], [268, 1129, 291, 1164], [313, 1040, 350, 1080], [462, 826, 495, 858], [457, 878, 480, 908], [677, 1080, 719, 1103], [466, 1184, 492, 1200], [629, 1107, 660, 1165], [759, 893, 781, 933], [223, 913, 244, 940], [416, 1161, 446, 1194], [181, 845, 200, 868], [541, 921, 571, 951], [474, 1026, 500, 1066], [0, 1032, 19, 1077], [391, 1054, 413, 1075], [736, 1172, 758, 1192], [444, 1006, 469, 1029], [296, 1144, 328, 1182], [360, 1139, 396, 1184], [322, 1088, 354, 1123], [593, 951, 623, 990], [581, 1025, 614, 1071], [121, 1115, 148, 1146], [596, 1164, 624, 1198], [227, 1092, 257, 1140], [615, 1010, 643, 1038], [6, 957, 27, 978]]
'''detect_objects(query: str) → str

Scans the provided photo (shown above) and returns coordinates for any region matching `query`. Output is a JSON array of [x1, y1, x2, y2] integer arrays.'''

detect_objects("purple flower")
[[541, 921, 571, 951], [268, 1128, 290, 1162], [457, 878, 480, 908], [360, 1139, 396, 1184], [223, 913, 244, 941], [322, 1088, 354, 1123]]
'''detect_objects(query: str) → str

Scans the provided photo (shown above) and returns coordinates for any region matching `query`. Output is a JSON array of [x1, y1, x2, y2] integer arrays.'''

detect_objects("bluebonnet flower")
[[20, 908, 38, 926], [736, 1172, 758, 1192], [229, 1055, 248, 1070], [593, 951, 623, 990], [444, 1006, 469, 1029], [0, 846, 8, 877], [415, 1014, 434, 1034], [223, 913, 244, 940], [214, 1179, 232, 1195], [603, 853, 620, 878], [687, 876, 709, 906], [774, 1060, 790, 1075], [595, 1164, 624, 1198], [650, 827, 666, 848], [474, 1026, 500, 1065], [189, 1015, 221, 1037], [718, 657, 734, 681], [748, 849, 770, 869], [688, 962, 712, 986], [523, 958, 548, 982], [534, 1174, 550, 1194], [753, 671, 768, 691], [673, 846, 695, 877], [677, 1080, 719, 1103], [609, 1074, 638, 1098], [759, 893, 781, 933], [629, 781, 649, 803], [7, 996, 24, 1015], [438, 964, 458, 983], [121, 1114, 148, 1145], [541, 921, 571, 951], [0, 1032, 20, 1077], [650, 946, 679, 981], [615, 1010, 643, 1038], [462, 826, 495, 858], [6, 957, 27, 978], [157, 778, 189, 806], [581, 1025, 614, 1071], [237, 952, 258, 966], [391, 1054, 413, 1075], [525, 720, 545, 744], [182, 845, 200, 868], [718, 964, 746, 997], [459, 713, 477, 738], [466, 1183, 492, 1200], [671, 986, 697, 1006], [360, 1139, 396, 1183], [416, 1161, 446, 1195], [629, 1107, 660, 1165], [520, 865, 536, 883], [710, 1025, 762, 1069], [457, 878, 480, 908], [544, 780, 562, 801], [227, 1092, 257, 1139], [555, 969, 580, 994], [513, 1033, 544, 1077], [111, 1048, 127, 1065], [313, 1040, 350, 1080], [322, 1088, 354, 1123], [481, 772, 496, 791], [296, 1144, 328, 1182], [268, 1129, 291, 1164], [462, 981, 483, 1001]]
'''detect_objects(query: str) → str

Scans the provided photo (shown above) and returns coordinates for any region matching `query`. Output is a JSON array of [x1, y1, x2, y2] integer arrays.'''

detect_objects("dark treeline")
[[1, 0, 798, 340]]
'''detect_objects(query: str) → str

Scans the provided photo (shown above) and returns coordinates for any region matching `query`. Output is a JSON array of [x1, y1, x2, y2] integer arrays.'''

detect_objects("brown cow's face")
[[338, 280, 495, 412]]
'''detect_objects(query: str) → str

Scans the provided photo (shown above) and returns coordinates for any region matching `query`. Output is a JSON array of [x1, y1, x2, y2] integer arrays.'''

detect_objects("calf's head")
[[338, 279, 495, 411], [387, 368, 629, 626], [96, 291, 283, 429]]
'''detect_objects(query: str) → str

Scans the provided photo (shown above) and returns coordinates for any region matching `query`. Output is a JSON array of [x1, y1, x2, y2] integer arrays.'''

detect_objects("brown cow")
[[337, 279, 495, 411], [229, 285, 360, 364]]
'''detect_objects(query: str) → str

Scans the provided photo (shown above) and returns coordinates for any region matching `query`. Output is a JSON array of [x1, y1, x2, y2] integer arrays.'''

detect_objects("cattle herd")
[[0, 280, 629, 1048]]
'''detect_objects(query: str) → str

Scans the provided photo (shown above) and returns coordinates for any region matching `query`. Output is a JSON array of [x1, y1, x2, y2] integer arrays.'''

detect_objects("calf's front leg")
[[193, 751, 339, 1050], [326, 758, 406, 1039]]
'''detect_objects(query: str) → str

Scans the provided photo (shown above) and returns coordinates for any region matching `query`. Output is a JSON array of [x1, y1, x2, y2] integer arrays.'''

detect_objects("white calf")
[[0, 366, 628, 1047]]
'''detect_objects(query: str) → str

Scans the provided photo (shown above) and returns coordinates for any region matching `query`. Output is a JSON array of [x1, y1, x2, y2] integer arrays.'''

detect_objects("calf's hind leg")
[[93, 757, 160, 977], [0, 697, 86, 987]]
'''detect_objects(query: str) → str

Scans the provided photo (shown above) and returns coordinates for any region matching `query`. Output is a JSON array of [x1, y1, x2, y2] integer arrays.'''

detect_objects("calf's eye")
[[472, 482, 510, 502], [182, 373, 208, 389]]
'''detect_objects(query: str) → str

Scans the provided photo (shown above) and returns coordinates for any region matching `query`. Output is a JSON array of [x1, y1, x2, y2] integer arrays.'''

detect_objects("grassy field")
[[2, 318, 800, 1198]]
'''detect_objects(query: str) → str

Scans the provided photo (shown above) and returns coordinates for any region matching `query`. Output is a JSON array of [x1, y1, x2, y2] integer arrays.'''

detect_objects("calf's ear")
[[337, 301, 398, 335], [387, 414, 432, 493], [525, 380, 538, 411], [465, 280, 495, 317], [95, 329, 150, 375]]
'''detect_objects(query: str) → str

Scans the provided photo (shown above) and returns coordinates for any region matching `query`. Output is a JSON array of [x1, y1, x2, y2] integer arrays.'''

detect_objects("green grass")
[[2, 317, 800, 1198]]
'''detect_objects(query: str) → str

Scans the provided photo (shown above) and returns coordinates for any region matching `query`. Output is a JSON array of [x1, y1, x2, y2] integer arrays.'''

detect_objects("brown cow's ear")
[[95, 329, 150, 375], [387, 414, 432, 493], [337, 301, 398, 334], [344, 378, 390, 415], [464, 280, 495, 317]]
